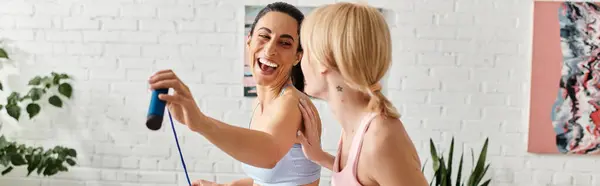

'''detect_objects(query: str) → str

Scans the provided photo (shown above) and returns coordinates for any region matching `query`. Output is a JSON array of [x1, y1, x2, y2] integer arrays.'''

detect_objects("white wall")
[[0, 0, 598, 185]]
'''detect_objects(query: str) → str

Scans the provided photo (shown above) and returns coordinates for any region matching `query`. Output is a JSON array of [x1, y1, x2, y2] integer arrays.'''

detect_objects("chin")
[[253, 71, 278, 85]]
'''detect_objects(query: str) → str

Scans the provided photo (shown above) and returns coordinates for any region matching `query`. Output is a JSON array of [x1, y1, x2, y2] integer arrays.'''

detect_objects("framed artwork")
[[529, 1, 600, 154], [242, 5, 385, 97]]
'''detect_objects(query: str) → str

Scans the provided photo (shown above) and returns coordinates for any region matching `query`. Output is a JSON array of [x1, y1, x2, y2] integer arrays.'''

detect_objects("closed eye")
[[259, 34, 270, 39]]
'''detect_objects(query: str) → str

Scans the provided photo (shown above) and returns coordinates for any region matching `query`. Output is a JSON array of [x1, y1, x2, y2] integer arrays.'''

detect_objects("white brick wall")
[[1, 0, 598, 185]]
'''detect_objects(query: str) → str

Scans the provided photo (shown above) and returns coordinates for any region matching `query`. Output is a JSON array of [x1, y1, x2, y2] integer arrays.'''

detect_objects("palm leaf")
[[474, 164, 491, 185], [467, 138, 489, 186], [430, 139, 440, 172], [445, 137, 454, 186], [439, 157, 448, 186], [426, 137, 491, 186], [430, 170, 438, 186], [422, 159, 428, 173], [480, 179, 491, 186], [455, 153, 463, 186]]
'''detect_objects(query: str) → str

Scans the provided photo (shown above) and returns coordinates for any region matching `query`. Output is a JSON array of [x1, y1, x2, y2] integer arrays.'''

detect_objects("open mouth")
[[257, 58, 278, 74]]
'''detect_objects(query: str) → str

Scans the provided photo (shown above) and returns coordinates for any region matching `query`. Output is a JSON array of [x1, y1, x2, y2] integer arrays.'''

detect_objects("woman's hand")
[[297, 98, 327, 164], [148, 69, 204, 132], [192, 179, 225, 186]]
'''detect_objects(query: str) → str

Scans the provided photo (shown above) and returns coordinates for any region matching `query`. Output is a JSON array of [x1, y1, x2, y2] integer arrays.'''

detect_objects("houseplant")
[[0, 41, 77, 176], [423, 137, 491, 186]]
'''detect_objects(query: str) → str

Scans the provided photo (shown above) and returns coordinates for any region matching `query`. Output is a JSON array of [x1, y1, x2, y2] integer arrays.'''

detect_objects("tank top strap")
[[346, 112, 379, 174], [279, 83, 293, 97]]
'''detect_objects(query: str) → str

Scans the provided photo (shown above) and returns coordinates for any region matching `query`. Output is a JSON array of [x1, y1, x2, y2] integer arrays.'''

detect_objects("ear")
[[294, 51, 303, 66], [317, 60, 329, 74], [246, 34, 251, 47]]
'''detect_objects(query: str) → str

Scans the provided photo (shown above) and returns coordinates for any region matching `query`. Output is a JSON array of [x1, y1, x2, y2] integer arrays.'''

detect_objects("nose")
[[263, 40, 277, 56]]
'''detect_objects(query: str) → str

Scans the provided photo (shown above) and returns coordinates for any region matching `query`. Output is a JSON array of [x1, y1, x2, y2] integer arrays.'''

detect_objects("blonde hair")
[[300, 2, 400, 118]]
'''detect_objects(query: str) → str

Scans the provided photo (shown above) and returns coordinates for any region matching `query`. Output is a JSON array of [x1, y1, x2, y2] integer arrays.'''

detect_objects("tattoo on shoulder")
[[336, 86, 343, 92]]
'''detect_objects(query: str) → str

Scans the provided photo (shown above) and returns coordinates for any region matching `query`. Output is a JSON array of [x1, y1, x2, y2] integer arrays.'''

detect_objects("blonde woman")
[[296, 2, 428, 186]]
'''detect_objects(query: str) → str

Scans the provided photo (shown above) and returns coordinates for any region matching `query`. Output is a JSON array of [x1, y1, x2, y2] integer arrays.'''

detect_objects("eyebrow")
[[258, 27, 295, 41]]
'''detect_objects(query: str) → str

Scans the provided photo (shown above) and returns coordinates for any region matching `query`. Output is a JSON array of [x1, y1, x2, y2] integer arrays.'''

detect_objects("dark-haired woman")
[[147, 2, 322, 186]]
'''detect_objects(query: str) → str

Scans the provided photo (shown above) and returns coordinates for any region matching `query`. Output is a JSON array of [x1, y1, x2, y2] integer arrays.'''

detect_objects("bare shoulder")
[[361, 115, 426, 185], [278, 89, 322, 134], [265, 88, 304, 128], [362, 116, 415, 155], [272, 88, 302, 111]]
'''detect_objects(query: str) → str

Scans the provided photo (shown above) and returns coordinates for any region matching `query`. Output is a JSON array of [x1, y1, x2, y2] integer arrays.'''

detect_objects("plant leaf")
[[28, 76, 42, 86], [470, 149, 474, 171], [27, 154, 41, 176], [475, 164, 491, 185], [49, 95, 62, 107], [446, 137, 454, 186], [430, 170, 438, 186], [52, 75, 60, 85], [0, 156, 8, 167], [467, 138, 489, 186], [66, 158, 76, 166], [6, 104, 20, 121], [0, 135, 7, 149], [1, 166, 13, 175], [456, 153, 463, 186], [7, 92, 20, 105], [430, 139, 440, 172], [480, 179, 491, 186], [421, 159, 428, 173], [59, 73, 69, 79], [26, 103, 41, 118], [473, 138, 489, 185], [439, 157, 448, 186], [66, 148, 77, 157], [0, 48, 8, 59], [0, 82, 3, 91], [28, 88, 44, 101], [58, 83, 72, 98], [10, 154, 26, 166], [0, 104, 3, 111], [37, 157, 47, 175]]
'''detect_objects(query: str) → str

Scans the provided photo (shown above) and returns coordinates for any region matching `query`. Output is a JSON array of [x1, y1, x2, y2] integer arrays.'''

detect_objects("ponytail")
[[366, 83, 400, 119]]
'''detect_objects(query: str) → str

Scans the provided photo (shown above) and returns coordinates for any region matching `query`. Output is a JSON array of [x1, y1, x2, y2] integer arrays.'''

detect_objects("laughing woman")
[[148, 2, 322, 186]]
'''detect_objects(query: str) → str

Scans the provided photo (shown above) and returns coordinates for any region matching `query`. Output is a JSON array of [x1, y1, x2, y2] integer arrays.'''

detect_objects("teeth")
[[259, 58, 278, 68]]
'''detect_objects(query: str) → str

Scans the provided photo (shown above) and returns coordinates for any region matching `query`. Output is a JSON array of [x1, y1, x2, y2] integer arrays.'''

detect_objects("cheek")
[[249, 39, 266, 53], [300, 62, 311, 78]]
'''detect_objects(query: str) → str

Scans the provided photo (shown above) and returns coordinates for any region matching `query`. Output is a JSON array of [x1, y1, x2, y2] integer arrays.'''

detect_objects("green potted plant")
[[0, 41, 77, 176], [422, 137, 491, 186]]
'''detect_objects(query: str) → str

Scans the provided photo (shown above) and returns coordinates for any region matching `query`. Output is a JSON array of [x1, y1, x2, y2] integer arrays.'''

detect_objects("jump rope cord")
[[167, 110, 192, 186]]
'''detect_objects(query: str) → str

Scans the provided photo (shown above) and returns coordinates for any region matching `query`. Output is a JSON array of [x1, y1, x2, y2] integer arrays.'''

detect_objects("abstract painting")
[[529, 1, 600, 154]]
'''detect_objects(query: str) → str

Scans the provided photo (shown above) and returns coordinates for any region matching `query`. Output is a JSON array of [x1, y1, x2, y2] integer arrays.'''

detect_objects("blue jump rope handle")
[[147, 89, 192, 186], [147, 89, 169, 130]]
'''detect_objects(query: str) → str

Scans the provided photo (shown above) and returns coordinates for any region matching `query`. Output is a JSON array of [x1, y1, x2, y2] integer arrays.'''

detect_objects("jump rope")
[[147, 89, 192, 186]]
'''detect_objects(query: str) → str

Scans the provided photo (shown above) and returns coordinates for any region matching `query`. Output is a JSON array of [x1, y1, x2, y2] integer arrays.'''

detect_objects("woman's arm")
[[312, 152, 335, 171], [297, 98, 333, 170], [193, 95, 302, 169], [149, 70, 302, 169], [226, 178, 254, 186]]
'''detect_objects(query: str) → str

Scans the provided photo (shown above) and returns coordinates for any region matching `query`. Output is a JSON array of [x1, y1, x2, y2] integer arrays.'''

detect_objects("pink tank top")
[[331, 112, 379, 186]]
